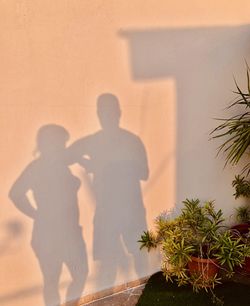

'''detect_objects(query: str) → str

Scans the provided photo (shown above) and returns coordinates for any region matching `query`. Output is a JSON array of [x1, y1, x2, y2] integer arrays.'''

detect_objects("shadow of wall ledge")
[[119, 24, 250, 80]]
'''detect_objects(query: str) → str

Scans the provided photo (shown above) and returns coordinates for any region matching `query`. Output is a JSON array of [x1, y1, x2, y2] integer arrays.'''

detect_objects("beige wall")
[[1, 1, 250, 305]]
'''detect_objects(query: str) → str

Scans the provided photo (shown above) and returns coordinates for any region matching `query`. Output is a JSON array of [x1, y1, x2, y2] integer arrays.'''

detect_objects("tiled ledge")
[[85, 284, 145, 306], [61, 276, 149, 306]]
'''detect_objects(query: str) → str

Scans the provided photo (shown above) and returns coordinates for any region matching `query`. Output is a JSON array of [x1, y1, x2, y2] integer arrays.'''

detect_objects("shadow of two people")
[[9, 93, 149, 306]]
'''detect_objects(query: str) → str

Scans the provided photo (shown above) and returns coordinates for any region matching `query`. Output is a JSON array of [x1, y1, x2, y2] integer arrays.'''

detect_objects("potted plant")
[[211, 65, 250, 275], [230, 175, 250, 273], [211, 66, 250, 221], [231, 175, 250, 230], [230, 175, 250, 232], [139, 199, 250, 304]]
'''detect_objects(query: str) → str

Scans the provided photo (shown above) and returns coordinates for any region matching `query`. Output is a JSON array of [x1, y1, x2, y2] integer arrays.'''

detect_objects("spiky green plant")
[[211, 64, 250, 174], [235, 205, 250, 223], [232, 175, 250, 199], [213, 231, 250, 275], [138, 230, 158, 251], [139, 199, 250, 305]]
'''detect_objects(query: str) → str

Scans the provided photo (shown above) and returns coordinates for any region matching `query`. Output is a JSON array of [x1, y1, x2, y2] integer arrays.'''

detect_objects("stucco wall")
[[1, 1, 250, 305]]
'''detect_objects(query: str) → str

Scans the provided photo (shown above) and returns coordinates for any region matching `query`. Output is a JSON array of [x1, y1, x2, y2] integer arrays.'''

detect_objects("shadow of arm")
[[66, 137, 93, 172], [9, 165, 37, 219]]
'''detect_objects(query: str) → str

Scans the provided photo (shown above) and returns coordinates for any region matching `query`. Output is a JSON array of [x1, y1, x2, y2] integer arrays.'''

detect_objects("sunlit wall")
[[1, 1, 250, 305]]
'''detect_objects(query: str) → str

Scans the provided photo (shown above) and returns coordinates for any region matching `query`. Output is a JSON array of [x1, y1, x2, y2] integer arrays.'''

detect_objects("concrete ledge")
[[61, 276, 149, 306]]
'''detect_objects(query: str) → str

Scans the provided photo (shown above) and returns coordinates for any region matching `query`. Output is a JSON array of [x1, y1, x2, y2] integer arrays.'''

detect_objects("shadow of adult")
[[9, 124, 88, 306], [69, 93, 149, 289]]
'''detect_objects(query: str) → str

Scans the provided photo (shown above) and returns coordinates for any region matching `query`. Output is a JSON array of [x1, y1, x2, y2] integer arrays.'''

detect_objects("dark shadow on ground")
[[137, 271, 250, 306]]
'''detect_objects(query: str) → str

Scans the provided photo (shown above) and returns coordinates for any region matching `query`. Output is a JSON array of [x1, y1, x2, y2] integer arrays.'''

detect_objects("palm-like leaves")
[[211, 65, 250, 174]]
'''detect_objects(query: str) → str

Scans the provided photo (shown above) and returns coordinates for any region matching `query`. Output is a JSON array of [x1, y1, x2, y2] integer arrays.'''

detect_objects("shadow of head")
[[97, 93, 121, 130], [36, 124, 70, 156]]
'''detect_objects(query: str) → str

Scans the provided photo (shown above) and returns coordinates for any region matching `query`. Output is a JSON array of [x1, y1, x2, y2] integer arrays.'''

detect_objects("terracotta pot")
[[188, 256, 219, 281], [231, 223, 250, 236]]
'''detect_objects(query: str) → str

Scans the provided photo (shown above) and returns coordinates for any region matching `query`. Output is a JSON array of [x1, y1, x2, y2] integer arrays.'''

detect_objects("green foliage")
[[138, 230, 158, 251], [137, 272, 250, 306], [139, 199, 250, 304], [231, 175, 250, 223], [235, 205, 250, 223], [213, 231, 250, 275], [211, 65, 250, 174], [232, 175, 250, 199], [211, 66, 250, 223]]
